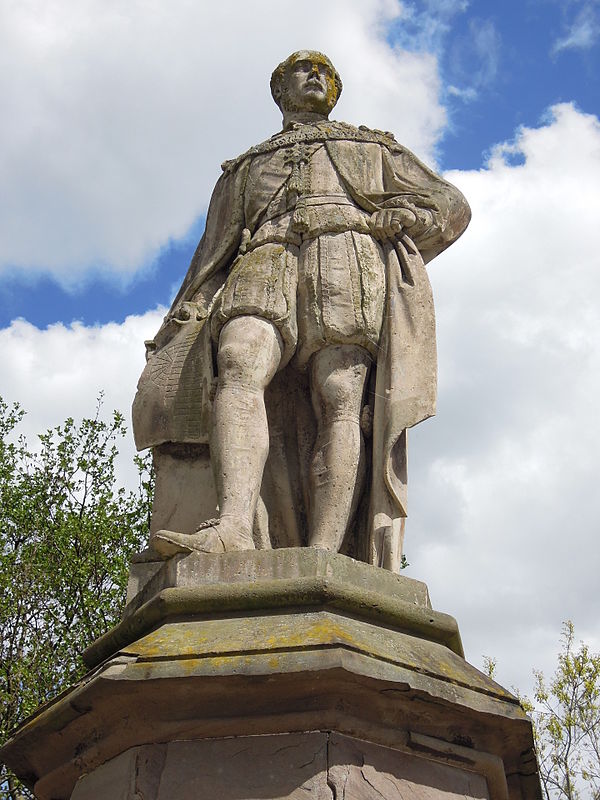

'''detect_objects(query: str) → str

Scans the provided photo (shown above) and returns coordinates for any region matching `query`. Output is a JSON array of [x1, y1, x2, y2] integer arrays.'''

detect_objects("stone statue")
[[133, 50, 470, 571]]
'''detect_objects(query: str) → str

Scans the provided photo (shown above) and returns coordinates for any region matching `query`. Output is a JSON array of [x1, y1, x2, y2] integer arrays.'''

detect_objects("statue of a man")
[[133, 51, 470, 570]]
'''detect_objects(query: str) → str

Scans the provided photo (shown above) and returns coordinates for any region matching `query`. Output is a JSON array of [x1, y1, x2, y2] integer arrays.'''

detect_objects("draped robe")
[[133, 121, 471, 569]]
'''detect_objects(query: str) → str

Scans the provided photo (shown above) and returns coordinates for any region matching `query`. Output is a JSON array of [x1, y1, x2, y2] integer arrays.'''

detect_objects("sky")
[[1, 0, 599, 697]]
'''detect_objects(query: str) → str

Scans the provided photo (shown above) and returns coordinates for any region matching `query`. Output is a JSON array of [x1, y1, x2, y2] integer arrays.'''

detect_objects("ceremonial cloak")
[[133, 121, 470, 569]]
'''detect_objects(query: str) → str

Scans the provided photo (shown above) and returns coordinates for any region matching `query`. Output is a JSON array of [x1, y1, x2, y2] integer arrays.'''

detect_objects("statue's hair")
[[270, 50, 342, 112]]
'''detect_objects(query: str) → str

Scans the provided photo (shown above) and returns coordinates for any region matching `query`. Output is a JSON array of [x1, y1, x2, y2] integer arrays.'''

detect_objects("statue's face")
[[281, 55, 337, 114]]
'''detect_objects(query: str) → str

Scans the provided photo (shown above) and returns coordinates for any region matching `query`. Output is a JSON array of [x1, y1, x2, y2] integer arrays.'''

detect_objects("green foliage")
[[520, 622, 600, 800], [0, 397, 153, 800], [482, 655, 497, 680]]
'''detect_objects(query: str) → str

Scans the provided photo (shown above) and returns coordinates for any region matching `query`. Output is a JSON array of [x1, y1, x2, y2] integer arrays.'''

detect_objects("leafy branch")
[[0, 397, 153, 800]]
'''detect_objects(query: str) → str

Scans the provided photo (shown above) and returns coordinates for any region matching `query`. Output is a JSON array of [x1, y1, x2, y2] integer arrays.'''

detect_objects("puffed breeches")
[[211, 231, 385, 368]]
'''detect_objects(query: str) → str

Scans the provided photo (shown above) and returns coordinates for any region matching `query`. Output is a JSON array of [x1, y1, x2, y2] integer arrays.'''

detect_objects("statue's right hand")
[[369, 208, 417, 241]]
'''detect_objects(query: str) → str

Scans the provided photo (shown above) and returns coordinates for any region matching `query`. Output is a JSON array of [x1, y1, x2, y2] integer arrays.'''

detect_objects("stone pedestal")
[[0, 549, 540, 799]]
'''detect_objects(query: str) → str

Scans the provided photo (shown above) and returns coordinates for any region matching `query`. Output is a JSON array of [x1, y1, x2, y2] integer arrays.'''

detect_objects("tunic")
[[212, 139, 385, 367]]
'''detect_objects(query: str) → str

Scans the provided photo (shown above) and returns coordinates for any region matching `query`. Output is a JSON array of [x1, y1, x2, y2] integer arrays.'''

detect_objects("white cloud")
[[553, 2, 600, 54], [407, 103, 600, 691], [0, 309, 164, 486], [467, 18, 501, 87], [0, 0, 445, 285], [444, 16, 501, 103], [393, 0, 469, 54], [447, 84, 478, 103]]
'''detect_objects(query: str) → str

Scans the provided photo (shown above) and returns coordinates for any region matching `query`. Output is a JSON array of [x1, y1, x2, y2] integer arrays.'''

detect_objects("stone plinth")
[[0, 550, 541, 799], [69, 733, 505, 800]]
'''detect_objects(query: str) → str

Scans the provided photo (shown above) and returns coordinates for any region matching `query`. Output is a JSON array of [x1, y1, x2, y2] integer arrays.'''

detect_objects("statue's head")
[[270, 50, 342, 116]]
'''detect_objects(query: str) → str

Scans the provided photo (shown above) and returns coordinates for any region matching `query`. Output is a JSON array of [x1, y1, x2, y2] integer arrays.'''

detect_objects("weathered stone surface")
[[3, 660, 539, 798], [125, 546, 431, 615], [1, 556, 539, 799], [149, 444, 217, 536], [133, 49, 471, 569], [72, 735, 330, 800], [70, 732, 512, 800], [71, 745, 167, 800], [92, 549, 460, 668], [329, 733, 492, 799]]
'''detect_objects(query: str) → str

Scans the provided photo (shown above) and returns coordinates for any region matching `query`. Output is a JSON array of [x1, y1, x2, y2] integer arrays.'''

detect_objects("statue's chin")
[[281, 92, 335, 117]]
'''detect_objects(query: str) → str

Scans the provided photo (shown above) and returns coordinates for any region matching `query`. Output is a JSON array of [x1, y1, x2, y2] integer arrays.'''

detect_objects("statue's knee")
[[319, 379, 362, 421], [217, 317, 283, 388], [312, 350, 370, 422], [216, 339, 251, 383]]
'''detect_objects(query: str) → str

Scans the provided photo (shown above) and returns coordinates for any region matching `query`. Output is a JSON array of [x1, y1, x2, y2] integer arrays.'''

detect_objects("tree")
[[0, 397, 153, 800], [529, 622, 600, 800], [491, 623, 600, 800]]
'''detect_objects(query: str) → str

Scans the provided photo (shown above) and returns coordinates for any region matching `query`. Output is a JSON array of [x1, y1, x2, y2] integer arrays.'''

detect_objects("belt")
[[298, 194, 354, 206]]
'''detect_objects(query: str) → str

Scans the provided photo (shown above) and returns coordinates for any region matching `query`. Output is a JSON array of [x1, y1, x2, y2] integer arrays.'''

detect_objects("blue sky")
[[1, 0, 599, 694]]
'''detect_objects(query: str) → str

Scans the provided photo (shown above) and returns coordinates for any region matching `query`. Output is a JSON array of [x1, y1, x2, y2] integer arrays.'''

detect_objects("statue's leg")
[[151, 315, 283, 557], [211, 315, 283, 537], [307, 344, 371, 552]]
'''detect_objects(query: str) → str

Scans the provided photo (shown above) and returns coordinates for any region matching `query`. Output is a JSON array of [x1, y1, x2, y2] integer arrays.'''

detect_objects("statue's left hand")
[[369, 208, 417, 241], [149, 301, 206, 355], [172, 301, 205, 324]]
